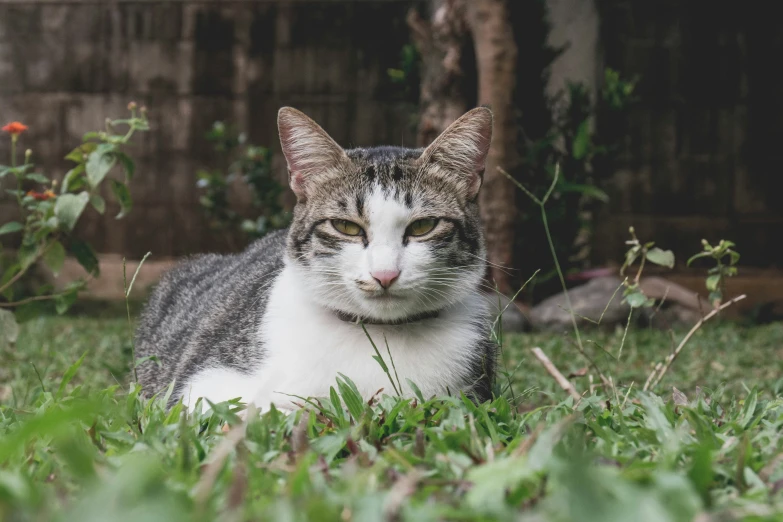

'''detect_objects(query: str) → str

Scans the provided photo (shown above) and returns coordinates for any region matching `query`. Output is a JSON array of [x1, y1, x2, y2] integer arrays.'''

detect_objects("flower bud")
[[127, 101, 137, 111]]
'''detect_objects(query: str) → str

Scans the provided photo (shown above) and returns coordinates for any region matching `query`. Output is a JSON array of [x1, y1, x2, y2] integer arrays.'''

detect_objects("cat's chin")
[[314, 292, 444, 323], [356, 292, 451, 322]]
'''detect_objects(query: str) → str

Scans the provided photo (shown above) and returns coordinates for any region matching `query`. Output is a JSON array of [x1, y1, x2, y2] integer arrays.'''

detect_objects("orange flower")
[[2, 121, 28, 136], [26, 189, 56, 201]]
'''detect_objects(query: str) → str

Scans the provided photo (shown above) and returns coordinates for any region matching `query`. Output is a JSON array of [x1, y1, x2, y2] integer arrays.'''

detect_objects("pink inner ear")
[[291, 171, 306, 192]]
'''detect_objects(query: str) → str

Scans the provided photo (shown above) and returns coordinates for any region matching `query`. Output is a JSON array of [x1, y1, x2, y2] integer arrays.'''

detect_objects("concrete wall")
[[592, 0, 783, 267], [2, 0, 781, 268], [0, 1, 419, 259]]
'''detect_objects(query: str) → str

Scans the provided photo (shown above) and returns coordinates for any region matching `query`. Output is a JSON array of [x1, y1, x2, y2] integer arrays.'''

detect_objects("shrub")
[[0, 103, 149, 345], [196, 122, 290, 249]]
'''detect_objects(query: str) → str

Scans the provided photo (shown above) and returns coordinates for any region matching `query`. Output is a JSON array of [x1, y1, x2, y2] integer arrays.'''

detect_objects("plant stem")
[[0, 292, 62, 308], [498, 165, 589, 383], [0, 266, 29, 296], [10, 135, 17, 168]]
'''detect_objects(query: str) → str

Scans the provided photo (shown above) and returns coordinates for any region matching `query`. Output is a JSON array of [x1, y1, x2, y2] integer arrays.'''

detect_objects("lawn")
[[1, 309, 782, 521]]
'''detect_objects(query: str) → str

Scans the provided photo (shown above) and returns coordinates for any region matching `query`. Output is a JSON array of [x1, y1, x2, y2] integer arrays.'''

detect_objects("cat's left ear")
[[278, 107, 349, 201], [417, 107, 493, 199]]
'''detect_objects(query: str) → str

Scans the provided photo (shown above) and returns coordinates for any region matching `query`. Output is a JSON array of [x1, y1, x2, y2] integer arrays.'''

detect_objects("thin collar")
[[333, 309, 440, 325]]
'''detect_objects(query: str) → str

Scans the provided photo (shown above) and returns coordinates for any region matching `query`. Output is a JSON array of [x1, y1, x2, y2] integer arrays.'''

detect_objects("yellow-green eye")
[[407, 218, 438, 237], [331, 219, 364, 236]]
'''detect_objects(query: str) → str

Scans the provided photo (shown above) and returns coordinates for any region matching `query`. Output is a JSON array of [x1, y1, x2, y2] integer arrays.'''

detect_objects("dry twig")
[[644, 294, 746, 391], [531, 347, 581, 402]]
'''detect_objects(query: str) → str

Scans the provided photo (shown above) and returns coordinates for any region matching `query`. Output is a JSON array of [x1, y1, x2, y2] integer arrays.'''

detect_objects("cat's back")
[[135, 228, 288, 396]]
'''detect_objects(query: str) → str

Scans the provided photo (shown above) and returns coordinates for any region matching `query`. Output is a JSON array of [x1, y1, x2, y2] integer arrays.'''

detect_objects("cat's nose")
[[371, 270, 400, 289]]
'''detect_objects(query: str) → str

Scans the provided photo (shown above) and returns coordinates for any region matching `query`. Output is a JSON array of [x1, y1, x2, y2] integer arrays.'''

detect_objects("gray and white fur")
[[136, 107, 497, 411]]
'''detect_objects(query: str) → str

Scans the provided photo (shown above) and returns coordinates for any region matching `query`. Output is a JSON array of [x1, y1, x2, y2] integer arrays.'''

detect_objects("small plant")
[[687, 239, 740, 308], [619, 226, 675, 309], [0, 103, 148, 341], [387, 43, 421, 102], [517, 68, 638, 290], [196, 122, 290, 247]]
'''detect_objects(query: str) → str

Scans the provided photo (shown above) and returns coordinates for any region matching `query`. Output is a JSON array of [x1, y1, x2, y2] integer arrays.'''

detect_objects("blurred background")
[[1, 0, 781, 320]]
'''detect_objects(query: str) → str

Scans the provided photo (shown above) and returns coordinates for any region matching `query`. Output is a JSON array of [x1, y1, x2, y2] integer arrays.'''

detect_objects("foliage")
[[3, 157, 776, 519], [0, 104, 148, 343], [196, 122, 290, 248], [387, 43, 422, 103], [1, 315, 782, 521], [688, 239, 741, 308], [518, 68, 638, 295], [620, 226, 676, 310]]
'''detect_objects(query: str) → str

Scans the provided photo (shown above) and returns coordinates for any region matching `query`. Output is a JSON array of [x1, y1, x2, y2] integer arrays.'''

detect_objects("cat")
[[136, 106, 497, 413]]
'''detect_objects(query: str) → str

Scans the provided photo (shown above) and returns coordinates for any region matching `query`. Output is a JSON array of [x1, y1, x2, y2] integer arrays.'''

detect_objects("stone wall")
[[0, 1, 420, 259]]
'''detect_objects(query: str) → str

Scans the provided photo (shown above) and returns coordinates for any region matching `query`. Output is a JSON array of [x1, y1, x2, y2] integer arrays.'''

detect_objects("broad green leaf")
[[110, 180, 132, 219], [705, 274, 721, 292], [54, 192, 89, 231], [687, 252, 711, 266], [114, 151, 136, 182], [25, 173, 50, 184], [43, 240, 66, 276], [64, 148, 86, 164], [624, 245, 641, 269], [645, 247, 675, 268], [61, 165, 85, 194], [17, 242, 40, 269], [624, 290, 649, 309], [69, 239, 100, 276], [572, 118, 591, 160], [65, 142, 97, 163], [55, 288, 79, 315], [85, 144, 117, 188], [0, 222, 23, 236], [90, 194, 106, 215]]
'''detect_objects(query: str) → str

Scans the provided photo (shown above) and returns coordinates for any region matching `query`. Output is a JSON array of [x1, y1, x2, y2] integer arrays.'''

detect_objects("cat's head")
[[278, 107, 492, 322]]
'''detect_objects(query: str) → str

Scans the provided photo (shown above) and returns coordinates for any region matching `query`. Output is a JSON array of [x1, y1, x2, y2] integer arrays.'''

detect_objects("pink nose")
[[371, 270, 400, 289]]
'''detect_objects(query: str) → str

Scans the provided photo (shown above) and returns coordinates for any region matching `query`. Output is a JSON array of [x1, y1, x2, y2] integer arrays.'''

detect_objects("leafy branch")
[[0, 103, 149, 339], [687, 239, 740, 308]]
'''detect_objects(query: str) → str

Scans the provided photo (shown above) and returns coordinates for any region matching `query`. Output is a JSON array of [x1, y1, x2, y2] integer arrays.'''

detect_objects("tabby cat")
[[136, 106, 497, 412]]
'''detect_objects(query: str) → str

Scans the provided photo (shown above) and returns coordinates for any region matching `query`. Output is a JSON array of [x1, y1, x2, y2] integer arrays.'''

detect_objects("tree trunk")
[[466, 0, 518, 295], [407, 0, 472, 147]]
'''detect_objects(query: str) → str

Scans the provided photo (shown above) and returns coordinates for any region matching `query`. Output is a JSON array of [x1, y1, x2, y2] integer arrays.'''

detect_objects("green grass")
[[2, 312, 782, 521]]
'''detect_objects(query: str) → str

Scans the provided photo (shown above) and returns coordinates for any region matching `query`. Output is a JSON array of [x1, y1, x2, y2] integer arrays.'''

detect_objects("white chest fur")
[[181, 265, 487, 412]]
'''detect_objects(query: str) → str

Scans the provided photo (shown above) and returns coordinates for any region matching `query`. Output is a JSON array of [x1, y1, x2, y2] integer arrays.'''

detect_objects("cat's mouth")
[[363, 291, 404, 300]]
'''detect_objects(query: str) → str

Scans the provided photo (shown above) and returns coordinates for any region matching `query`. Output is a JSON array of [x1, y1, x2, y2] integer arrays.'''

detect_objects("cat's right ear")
[[278, 107, 348, 202]]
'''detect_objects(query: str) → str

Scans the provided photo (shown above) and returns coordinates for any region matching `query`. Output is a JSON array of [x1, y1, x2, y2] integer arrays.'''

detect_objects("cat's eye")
[[407, 218, 439, 237], [331, 219, 364, 236]]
